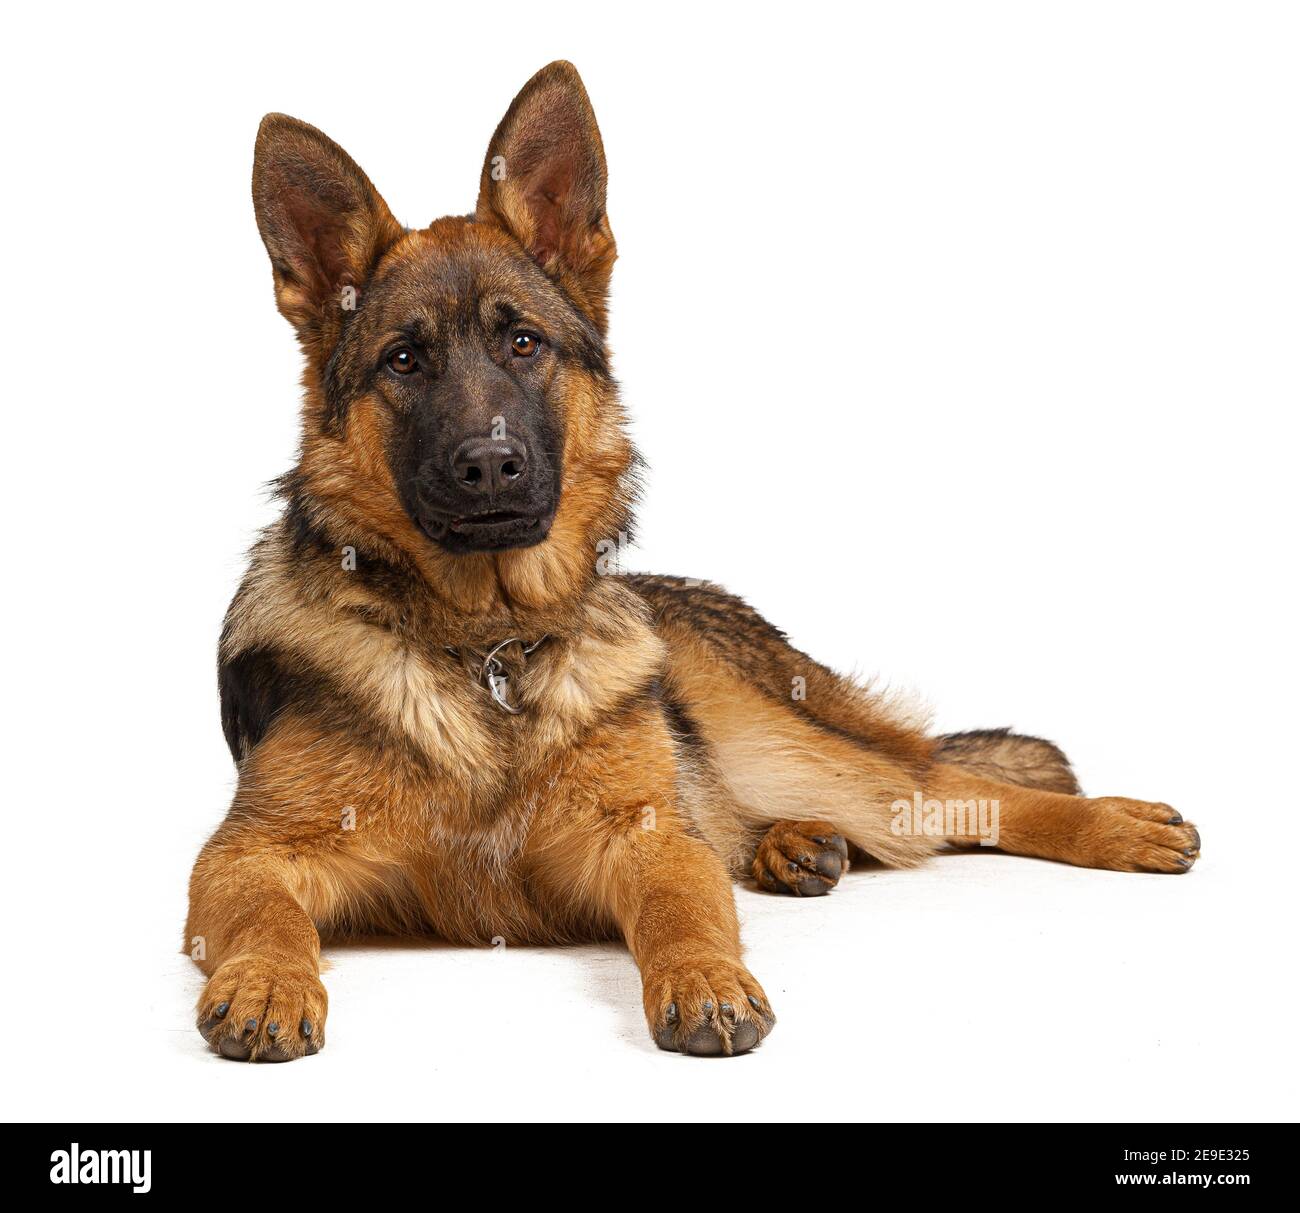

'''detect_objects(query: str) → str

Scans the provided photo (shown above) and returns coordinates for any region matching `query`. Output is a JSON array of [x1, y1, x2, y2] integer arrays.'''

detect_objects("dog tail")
[[933, 727, 1081, 795]]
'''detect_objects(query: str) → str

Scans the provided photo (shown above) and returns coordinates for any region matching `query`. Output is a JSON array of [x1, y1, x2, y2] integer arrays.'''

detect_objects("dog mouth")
[[417, 507, 553, 551]]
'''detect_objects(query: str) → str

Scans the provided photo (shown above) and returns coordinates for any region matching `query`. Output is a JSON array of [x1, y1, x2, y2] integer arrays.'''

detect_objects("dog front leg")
[[185, 839, 328, 1061], [526, 704, 776, 1055], [602, 827, 776, 1056]]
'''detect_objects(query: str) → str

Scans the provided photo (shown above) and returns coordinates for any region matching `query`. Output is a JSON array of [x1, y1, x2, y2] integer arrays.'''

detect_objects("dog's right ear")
[[252, 114, 402, 344]]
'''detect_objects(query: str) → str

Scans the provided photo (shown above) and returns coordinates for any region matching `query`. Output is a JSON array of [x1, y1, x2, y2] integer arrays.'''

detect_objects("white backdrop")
[[1, 1, 1296, 1122]]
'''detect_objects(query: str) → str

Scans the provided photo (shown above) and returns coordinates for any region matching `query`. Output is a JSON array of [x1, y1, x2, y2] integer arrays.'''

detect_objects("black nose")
[[450, 437, 529, 495]]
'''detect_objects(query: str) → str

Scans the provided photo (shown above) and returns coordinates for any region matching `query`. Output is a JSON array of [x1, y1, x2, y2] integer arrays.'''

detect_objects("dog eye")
[[511, 332, 540, 358], [387, 347, 418, 375]]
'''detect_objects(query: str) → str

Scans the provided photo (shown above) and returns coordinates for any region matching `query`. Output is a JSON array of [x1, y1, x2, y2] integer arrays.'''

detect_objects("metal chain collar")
[[444, 636, 549, 715]]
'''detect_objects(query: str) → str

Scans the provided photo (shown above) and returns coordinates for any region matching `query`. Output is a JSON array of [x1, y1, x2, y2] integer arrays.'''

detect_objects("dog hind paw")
[[752, 819, 849, 896]]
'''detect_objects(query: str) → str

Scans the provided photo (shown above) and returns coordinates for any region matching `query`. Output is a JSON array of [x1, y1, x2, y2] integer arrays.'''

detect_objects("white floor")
[[23, 840, 1285, 1123]]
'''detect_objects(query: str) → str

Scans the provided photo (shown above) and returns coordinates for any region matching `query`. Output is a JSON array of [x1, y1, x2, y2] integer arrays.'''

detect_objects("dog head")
[[251, 63, 632, 610]]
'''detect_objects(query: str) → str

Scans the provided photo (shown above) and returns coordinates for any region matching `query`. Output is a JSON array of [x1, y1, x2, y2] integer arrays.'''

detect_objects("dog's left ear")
[[476, 61, 615, 330]]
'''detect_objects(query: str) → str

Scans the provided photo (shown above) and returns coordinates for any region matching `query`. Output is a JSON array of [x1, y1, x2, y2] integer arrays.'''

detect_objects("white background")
[[1, 1, 1296, 1122]]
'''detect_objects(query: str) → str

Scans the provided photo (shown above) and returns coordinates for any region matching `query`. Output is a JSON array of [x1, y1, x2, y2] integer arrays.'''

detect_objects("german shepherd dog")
[[187, 62, 1201, 1061]]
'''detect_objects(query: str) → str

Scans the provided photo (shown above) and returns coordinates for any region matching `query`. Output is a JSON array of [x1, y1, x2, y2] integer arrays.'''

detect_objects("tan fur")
[[668, 653, 936, 871], [186, 61, 1197, 1063]]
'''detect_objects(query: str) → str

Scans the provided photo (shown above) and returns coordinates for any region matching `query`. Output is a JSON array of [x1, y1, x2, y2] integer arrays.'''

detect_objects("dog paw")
[[644, 956, 775, 1056], [1079, 798, 1201, 874], [753, 819, 849, 896], [197, 954, 327, 1062]]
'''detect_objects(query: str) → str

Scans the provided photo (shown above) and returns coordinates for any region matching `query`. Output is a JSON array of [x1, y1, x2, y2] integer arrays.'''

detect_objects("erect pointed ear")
[[252, 113, 403, 346], [475, 61, 616, 330]]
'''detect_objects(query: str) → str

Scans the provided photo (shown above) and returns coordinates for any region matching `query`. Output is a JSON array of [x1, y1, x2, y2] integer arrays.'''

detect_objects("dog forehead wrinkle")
[[399, 218, 599, 342], [371, 266, 496, 344]]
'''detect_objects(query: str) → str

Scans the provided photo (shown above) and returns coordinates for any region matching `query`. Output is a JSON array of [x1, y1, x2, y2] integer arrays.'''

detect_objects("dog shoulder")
[[219, 524, 496, 771]]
